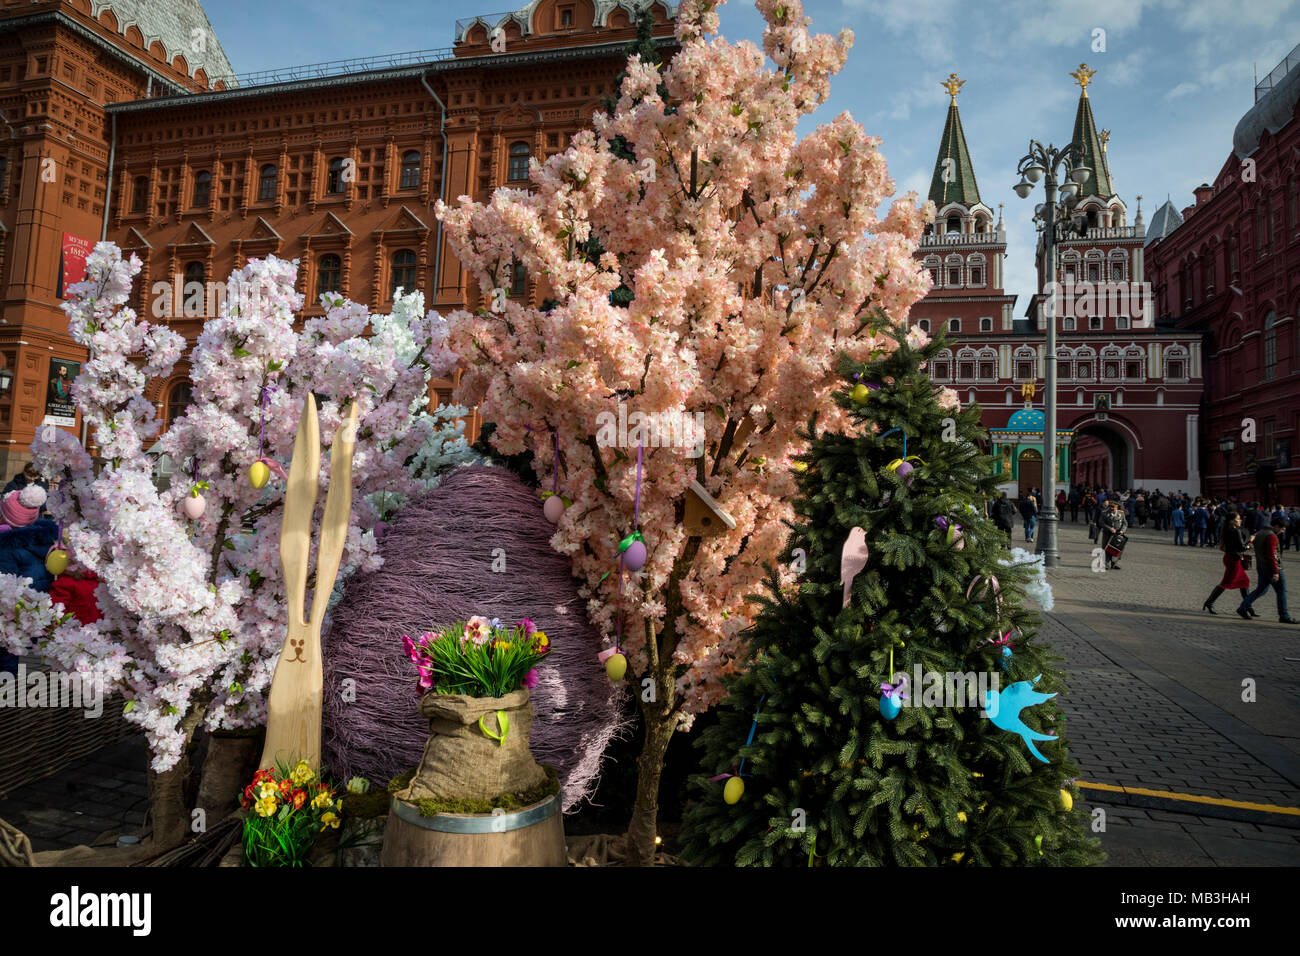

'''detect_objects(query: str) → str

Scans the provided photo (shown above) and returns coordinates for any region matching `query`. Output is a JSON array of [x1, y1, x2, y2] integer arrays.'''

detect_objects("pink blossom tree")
[[0, 243, 458, 847], [437, 0, 933, 864]]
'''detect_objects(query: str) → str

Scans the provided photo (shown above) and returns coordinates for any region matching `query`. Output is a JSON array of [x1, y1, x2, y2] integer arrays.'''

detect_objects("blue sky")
[[204, 0, 1300, 302]]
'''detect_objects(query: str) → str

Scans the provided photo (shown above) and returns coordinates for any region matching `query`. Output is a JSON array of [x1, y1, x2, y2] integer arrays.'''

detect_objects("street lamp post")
[[1013, 140, 1090, 568], [1218, 436, 1235, 500]]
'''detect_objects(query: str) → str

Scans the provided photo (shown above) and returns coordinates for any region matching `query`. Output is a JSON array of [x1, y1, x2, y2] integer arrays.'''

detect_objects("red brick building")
[[1145, 44, 1300, 505], [912, 67, 1205, 494], [0, 0, 678, 477]]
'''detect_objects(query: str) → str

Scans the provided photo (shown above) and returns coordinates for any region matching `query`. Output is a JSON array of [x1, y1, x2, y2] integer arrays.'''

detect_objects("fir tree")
[[681, 324, 1103, 866]]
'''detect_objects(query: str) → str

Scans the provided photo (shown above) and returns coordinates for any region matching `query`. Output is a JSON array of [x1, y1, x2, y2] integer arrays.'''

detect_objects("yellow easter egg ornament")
[[723, 776, 744, 805], [957, 812, 967, 823], [1059, 789, 1073, 811], [850, 384, 870, 403], [45, 549, 69, 576], [605, 652, 628, 683], [248, 460, 271, 489]]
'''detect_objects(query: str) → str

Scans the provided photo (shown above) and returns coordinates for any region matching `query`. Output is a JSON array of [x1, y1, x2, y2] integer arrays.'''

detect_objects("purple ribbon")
[[879, 675, 909, 700], [258, 385, 273, 458]]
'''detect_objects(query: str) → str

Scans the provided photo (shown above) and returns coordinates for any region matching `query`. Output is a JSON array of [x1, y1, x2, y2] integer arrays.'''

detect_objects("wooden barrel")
[[379, 795, 566, 867]]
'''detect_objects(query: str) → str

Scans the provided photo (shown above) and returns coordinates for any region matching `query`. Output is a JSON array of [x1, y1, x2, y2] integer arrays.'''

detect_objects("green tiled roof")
[[929, 100, 981, 208], [1070, 87, 1114, 200]]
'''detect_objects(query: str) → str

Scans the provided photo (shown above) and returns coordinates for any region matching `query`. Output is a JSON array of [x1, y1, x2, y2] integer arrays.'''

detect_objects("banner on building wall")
[[43, 358, 80, 427], [58, 233, 92, 300]]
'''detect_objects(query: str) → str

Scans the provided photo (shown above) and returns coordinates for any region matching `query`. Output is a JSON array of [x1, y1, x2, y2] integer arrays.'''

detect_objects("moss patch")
[[400, 765, 560, 818]]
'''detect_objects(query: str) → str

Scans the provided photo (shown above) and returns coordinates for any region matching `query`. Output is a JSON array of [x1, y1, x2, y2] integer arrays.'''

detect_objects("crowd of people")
[[988, 482, 1296, 624]]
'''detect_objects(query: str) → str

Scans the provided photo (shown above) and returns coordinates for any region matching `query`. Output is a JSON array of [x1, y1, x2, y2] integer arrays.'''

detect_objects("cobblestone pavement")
[[1036, 517, 1300, 866], [0, 738, 148, 853]]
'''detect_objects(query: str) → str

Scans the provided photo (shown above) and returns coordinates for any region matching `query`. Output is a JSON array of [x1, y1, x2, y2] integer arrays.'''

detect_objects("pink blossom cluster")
[[436, 0, 933, 713], [0, 243, 460, 771]]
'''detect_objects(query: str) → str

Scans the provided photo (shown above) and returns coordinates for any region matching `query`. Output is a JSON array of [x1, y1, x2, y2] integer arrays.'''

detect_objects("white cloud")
[[1166, 81, 1200, 99], [841, 0, 962, 62]]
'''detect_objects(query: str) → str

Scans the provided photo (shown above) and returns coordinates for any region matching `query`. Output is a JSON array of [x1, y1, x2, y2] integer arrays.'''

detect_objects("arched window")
[[918, 318, 931, 334], [258, 164, 277, 202], [946, 215, 961, 234], [192, 170, 211, 207], [390, 249, 417, 295], [317, 254, 341, 298], [968, 254, 985, 287], [400, 150, 421, 189], [327, 156, 347, 194], [1263, 311, 1278, 380], [508, 142, 531, 182], [132, 175, 149, 214], [164, 381, 192, 431]]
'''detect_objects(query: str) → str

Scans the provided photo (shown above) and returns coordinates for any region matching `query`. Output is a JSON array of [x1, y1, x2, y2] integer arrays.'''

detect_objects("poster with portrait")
[[43, 358, 80, 427]]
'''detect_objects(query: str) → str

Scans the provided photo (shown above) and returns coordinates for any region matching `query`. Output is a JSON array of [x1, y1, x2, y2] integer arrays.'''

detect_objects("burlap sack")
[[398, 689, 548, 803], [0, 817, 33, 867]]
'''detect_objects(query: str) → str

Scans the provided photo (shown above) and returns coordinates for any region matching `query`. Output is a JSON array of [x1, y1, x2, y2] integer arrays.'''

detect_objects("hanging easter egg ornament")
[[619, 531, 647, 572], [249, 459, 271, 489], [45, 546, 69, 577], [542, 494, 566, 523], [542, 431, 568, 522], [723, 775, 745, 805], [1059, 789, 1073, 811], [181, 480, 210, 519], [605, 652, 628, 683], [878, 674, 907, 721]]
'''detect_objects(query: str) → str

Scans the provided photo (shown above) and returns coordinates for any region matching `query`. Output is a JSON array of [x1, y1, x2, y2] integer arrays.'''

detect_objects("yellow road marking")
[[1076, 780, 1300, 816]]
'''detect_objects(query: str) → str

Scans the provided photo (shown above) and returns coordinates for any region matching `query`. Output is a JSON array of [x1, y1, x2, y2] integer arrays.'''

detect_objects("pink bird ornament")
[[840, 526, 869, 609]]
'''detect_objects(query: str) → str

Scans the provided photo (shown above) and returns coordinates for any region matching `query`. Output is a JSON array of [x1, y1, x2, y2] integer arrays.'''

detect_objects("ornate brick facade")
[[911, 67, 1205, 494], [1146, 45, 1300, 504], [0, 0, 678, 476]]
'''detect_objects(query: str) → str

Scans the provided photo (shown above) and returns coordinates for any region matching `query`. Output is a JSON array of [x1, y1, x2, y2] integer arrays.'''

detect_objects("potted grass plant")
[[396, 616, 553, 803]]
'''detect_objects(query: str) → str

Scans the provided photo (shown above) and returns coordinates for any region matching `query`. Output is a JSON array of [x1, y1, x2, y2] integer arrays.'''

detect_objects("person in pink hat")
[[0, 482, 59, 675]]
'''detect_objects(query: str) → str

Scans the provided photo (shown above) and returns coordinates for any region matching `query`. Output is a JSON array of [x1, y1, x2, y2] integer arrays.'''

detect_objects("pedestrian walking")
[[1171, 501, 1186, 546], [1203, 509, 1254, 615], [1068, 486, 1081, 523], [1238, 517, 1296, 623], [992, 492, 1018, 541], [1019, 493, 1038, 543]]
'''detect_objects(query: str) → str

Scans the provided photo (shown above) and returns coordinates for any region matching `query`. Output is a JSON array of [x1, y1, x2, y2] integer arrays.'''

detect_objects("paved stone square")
[[1031, 516, 1300, 865]]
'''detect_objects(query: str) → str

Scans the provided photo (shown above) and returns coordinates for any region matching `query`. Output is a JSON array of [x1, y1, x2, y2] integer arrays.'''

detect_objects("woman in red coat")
[[1203, 509, 1255, 614]]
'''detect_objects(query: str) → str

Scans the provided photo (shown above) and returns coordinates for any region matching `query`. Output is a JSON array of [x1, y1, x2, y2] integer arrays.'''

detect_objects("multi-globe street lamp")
[[1012, 140, 1091, 568]]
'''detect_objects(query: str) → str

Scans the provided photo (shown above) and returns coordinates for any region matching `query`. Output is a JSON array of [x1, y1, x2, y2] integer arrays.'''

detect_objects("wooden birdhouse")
[[685, 479, 736, 538]]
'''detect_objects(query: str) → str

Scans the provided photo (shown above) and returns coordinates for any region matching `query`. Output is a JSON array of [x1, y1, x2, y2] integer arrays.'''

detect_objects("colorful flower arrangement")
[[239, 761, 342, 867], [402, 616, 551, 698]]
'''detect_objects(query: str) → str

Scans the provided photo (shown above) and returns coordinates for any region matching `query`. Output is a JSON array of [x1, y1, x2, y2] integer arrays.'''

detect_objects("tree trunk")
[[146, 703, 209, 850], [624, 705, 675, 867]]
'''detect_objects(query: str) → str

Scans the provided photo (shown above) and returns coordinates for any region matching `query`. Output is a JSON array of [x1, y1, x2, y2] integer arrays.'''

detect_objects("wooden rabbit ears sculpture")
[[259, 394, 359, 773]]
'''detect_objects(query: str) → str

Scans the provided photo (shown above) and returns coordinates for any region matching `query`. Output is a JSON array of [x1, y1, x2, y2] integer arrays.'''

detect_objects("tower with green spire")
[[1025, 62, 1150, 334], [912, 75, 1017, 356]]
